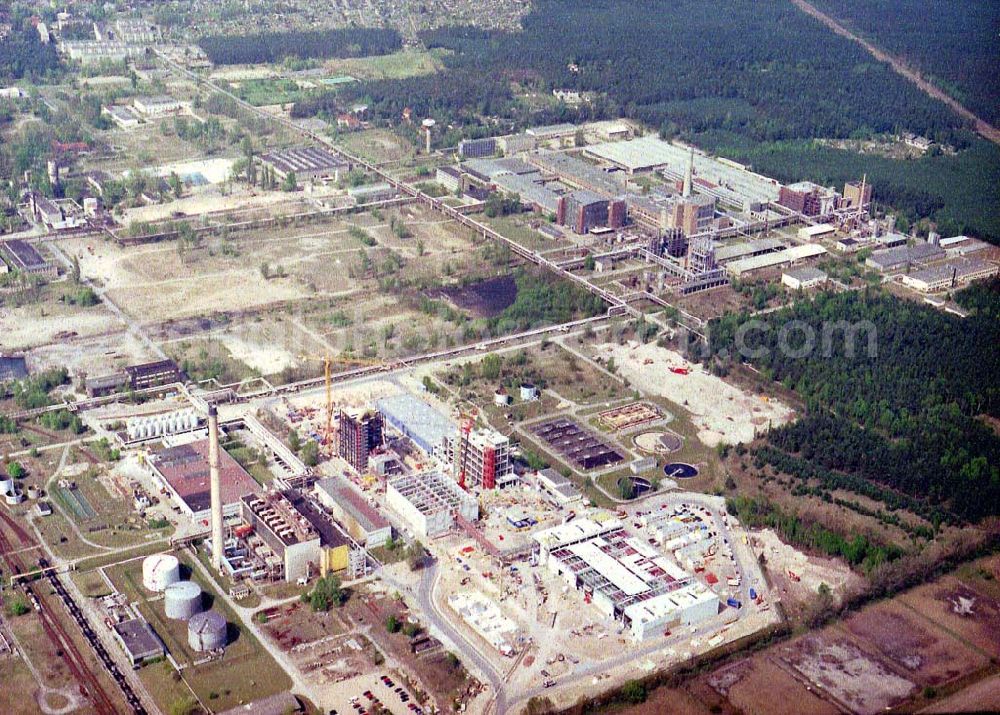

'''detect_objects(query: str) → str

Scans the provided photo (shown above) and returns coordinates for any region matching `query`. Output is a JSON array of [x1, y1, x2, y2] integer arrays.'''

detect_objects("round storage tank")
[[142, 553, 181, 592], [188, 610, 227, 652], [4, 489, 24, 505], [0, 477, 13, 494], [164, 581, 202, 620], [26, 485, 40, 499]]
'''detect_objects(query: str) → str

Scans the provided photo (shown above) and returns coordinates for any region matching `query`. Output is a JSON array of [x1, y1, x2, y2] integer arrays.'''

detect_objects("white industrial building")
[[535, 468, 583, 506], [533, 518, 714, 637], [782, 266, 828, 290], [624, 583, 719, 640], [240, 491, 321, 583], [386, 472, 478, 538], [797, 223, 835, 241], [314, 477, 392, 548], [725, 243, 827, 277], [133, 95, 190, 117], [900, 258, 998, 293]]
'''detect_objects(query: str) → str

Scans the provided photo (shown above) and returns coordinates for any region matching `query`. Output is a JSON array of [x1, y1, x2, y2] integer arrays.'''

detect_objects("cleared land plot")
[[597, 342, 794, 447], [25, 330, 154, 380], [319, 48, 448, 80], [338, 129, 415, 163], [898, 576, 1000, 659], [1, 290, 121, 351], [707, 657, 839, 715], [778, 633, 916, 713], [841, 599, 989, 686], [921, 672, 1000, 713]]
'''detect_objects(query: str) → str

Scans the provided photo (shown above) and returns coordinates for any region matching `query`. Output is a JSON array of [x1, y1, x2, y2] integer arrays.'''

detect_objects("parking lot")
[[324, 671, 423, 715]]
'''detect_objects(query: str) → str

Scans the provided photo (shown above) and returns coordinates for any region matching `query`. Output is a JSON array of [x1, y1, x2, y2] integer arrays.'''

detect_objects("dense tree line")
[[810, 0, 1000, 126], [727, 495, 900, 573], [416, 0, 967, 142], [708, 291, 1000, 521], [955, 276, 1000, 322], [296, 1, 968, 144], [0, 21, 62, 80], [198, 28, 402, 65]]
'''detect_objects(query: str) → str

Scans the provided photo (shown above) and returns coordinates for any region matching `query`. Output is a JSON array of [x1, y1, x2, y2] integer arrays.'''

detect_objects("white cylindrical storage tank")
[[164, 581, 202, 620], [4, 489, 24, 505], [26, 485, 40, 499], [187, 610, 227, 651], [0, 477, 13, 494], [142, 553, 180, 592]]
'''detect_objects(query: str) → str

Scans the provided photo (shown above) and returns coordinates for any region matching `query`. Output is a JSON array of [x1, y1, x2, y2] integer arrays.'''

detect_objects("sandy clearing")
[[1, 304, 120, 351], [598, 341, 794, 446], [26, 330, 154, 377], [754, 528, 864, 605], [217, 332, 296, 375], [108, 270, 308, 321]]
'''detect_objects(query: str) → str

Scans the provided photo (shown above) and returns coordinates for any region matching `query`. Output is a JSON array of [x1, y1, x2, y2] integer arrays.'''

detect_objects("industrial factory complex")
[[1, 20, 995, 713]]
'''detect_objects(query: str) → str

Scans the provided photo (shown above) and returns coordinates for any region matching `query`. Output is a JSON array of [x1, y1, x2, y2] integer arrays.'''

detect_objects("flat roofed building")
[[386, 472, 478, 538], [528, 153, 624, 198], [624, 583, 719, 641], [125, 359, 183, 389], [149, 439, 261, 520], [779, 181, 839, 217], [492, 172, 560, 215], [133, 95, 188, 117], [497, 133, 537, 155], [458, 137, 498, 159], [900, 258, 998, 293], [540, 523, 700, 625], [314, 477, 391, 548], [584, 136, 780, 204], [102, 104, 141, 128], [347, 182, 396, 203], [1, 239, 55, 276], [240, 491, 320, 582], [436, 166, 462, 193], [798, 223, 836, 241], [113, 617, 164, 665], [865, 243, 945, 272], [713, 238, 785, 264], [375, 393, 455, 457], [338, 409, 383, 473], [725, 243, 827, 277], [532, 517, 623, 563], [260, 146, 351, 182], [782, 266, 828, 290], [535, 468, 583, 505], [0, 355, 28, 382], [525, 123, 578, 140]]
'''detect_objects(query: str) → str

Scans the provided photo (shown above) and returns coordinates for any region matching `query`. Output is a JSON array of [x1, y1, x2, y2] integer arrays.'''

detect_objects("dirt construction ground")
[[597, 342, 794, 446]]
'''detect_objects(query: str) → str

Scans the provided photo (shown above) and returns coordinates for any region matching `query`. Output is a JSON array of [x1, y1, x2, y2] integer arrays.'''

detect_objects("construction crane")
[[298, 352, 390, 453]]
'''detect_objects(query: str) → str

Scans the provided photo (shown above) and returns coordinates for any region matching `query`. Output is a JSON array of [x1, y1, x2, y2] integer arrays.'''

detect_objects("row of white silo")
[[126, 409, 200, 441]]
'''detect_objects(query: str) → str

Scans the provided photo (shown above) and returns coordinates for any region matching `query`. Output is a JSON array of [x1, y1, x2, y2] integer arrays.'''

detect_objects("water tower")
[[422, 118, 436, 154]]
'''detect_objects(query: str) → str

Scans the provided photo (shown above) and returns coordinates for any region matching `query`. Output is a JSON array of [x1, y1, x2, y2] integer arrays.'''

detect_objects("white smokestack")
[[208, 405, 223, 571], [682, 147, 693, 198]]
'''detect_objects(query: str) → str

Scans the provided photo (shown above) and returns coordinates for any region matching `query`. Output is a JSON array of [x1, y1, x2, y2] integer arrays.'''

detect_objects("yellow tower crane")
[[298, 352, 391, 453]]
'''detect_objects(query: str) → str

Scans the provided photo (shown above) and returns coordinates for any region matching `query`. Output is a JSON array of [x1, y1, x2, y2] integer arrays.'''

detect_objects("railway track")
[[0, 511, 146, 714]]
